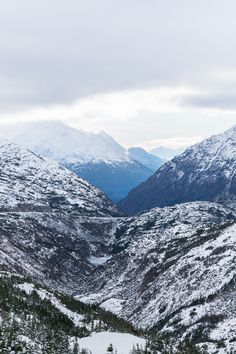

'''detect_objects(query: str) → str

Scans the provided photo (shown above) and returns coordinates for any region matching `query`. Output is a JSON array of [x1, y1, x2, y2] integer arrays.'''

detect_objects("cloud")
[[0, 86, 191, 125], [0, 1, 235, 149], [142, 136, 203, 150], [0, 0, 236, 112]]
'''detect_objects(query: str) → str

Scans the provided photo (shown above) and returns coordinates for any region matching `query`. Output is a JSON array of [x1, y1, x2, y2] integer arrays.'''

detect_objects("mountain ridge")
[[0, 121, 163, 201], [120, 125, 236, 214]]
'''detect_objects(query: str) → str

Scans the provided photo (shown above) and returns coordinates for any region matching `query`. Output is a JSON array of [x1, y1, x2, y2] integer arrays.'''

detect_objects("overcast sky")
[[0, 0, 235, 149]]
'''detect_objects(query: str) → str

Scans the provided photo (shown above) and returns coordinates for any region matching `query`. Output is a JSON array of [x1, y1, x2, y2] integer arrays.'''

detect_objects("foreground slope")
[[0, 273, 147, 354], [79, 202, 236, 353], [120, 125, 236, 215], [0, 121, 162, 201]]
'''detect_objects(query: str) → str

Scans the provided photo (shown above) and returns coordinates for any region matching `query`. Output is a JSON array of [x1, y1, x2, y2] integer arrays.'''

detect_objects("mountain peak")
[[0, 137, 120, 216], [0, 121, 128, 164], [120, 125, 236, 215]]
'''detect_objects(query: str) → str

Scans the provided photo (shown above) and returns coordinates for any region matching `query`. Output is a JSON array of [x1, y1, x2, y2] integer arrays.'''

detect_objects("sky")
[[0, 0, 235, 149]]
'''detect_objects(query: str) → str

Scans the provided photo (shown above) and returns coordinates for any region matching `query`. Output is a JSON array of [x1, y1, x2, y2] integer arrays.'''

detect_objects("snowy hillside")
[[0, 126, 235, 352], [0, 121, 162, 201], [0, 273, 149, 354], [78, 202, 236, 353], [0, 137, 119, 216], [78, 332, 146, 354], [120, 125, 236, 214], [127, 147, 163, 171], [0, 121, 129, 164]]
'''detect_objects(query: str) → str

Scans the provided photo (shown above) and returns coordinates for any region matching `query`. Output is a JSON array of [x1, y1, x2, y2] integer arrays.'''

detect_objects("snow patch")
[[88, 255, 112, 266], [78, 332, 146, 354]]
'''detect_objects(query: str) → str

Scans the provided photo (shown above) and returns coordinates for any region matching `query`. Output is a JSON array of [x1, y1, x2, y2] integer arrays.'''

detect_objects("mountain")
[[127, 147, 163, 171], [0, 121, 163, 202], [78, 201, 236, 353], [0, 137, 124, 291], [0, 273, 147, 354], [0, 273, 202, 353], [0, 137, 119, 216], [0, 130, 236, 352], [120, 125, 236, 215], [150, 146, 185, 160]]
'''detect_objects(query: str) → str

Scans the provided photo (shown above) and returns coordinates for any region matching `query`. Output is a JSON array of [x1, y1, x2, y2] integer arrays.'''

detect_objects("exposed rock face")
[[120, 125, 236, 215]]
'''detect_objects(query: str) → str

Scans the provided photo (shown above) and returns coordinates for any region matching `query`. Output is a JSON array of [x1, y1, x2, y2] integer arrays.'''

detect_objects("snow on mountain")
[[78, 201, 236, 353], [0, 273, 148, 354], [0, 136, 119, 216], [127, 147, 163, 171], [0, 121, 128, 164], [0, 137, 123, 290], [120, 125, 236, 214], [0, 211, 121, 291], [0, 124, 235, 352], [0, 121, 161, 201], [0, 135, 235, 351], [78, 332, 146, 354]]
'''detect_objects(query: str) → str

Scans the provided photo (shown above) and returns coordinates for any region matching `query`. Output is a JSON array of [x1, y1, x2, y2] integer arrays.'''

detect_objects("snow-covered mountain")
[[127, 147, 163, 171], [0, 273, 148, 354], [0, 138, 123, 290], [78, 201, 236, 353], [1, 121, 128, 165], [0, 127, 236, 352], [120, 125, 236, 215], [0, 137, 119, 216], [0, 121, 163, 201]]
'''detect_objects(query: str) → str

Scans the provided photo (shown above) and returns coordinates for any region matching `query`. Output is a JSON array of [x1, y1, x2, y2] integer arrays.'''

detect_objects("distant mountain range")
[[0, 125, 235, 352], [150, 146, 185, 160], [120, 125, 236, 215], [0, 121, 163, 202]]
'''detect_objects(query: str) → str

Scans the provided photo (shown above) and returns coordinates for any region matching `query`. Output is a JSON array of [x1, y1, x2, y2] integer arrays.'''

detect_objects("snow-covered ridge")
[[0, 137, 120, 216], [120, 124, 236, 214], [0, 121, 130, 164], [78, 201, 236, 352], [0, 121, 163, 167], [0, 121, 163, 202]]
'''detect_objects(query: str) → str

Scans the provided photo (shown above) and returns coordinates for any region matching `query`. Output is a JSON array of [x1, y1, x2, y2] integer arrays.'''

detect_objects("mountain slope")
[[0, 131, 235, 352], [0, 138, 123, 291], [0, 137, 119, 216], [127, 147, 163, 171], [120, 125, 236, 215], [0, 273, 147, 354], [0, 121, 162, 201], [78, 202, 236, 353]]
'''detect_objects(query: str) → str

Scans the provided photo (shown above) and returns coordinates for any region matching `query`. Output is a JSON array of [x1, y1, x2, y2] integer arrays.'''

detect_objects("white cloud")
[[0, 86, 194, 125], [0, 86, 235, 150], [141, 136, 203, 150]]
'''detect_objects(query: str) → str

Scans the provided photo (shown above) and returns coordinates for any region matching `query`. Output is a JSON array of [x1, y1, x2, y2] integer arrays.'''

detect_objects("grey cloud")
[[183, 94, 236, 111], [1, 0, 236, 111]]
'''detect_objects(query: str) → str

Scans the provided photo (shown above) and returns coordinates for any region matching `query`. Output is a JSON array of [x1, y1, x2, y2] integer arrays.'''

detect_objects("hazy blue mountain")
[[127, 147, 163, 171], [0, 121, 162, 202]]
